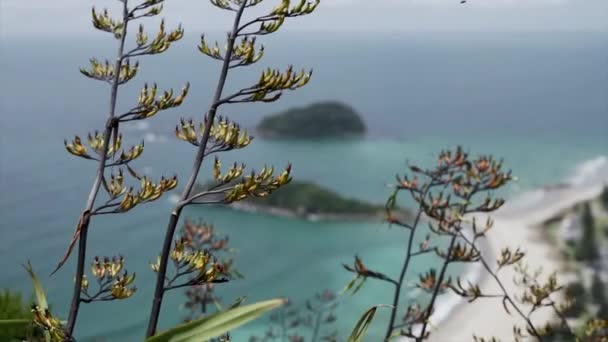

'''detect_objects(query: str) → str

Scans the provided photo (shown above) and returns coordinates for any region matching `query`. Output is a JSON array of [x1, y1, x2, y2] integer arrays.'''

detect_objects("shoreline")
[[169, 193, 411, 222], [228, 201, 411, 222], [425, 171, 608, 341], [168, 195, 396, 222]]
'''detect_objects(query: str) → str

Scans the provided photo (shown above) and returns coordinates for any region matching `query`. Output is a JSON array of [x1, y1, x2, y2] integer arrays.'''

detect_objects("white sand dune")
[[426, 182, 606, 341]]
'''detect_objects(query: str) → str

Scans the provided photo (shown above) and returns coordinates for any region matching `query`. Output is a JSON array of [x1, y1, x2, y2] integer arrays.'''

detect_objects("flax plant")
[[344, 148, 607, 341], [50, 0, 187, 340], [343, 147, 513, 340], [145, 0, 319, 338]]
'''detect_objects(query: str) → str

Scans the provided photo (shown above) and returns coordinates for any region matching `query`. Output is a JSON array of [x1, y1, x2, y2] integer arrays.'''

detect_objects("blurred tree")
[[601, 185, 608, 210], [562, 282, 587, 318], [590, 274, 608, 318], [575, 202, 599, 262], [180, 220, 237, 321]]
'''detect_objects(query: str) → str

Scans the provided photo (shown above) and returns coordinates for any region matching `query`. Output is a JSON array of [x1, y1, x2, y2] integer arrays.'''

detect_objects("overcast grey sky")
[[1, 0, 607, 38]]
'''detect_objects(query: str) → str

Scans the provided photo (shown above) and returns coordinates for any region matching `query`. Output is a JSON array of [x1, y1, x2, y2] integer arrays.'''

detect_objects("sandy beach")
[[425, 180, 607, 341]]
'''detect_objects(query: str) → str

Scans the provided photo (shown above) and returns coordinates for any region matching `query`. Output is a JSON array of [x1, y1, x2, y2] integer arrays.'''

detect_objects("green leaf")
[[146, 298, 286, 342], [352, 277, 366, 295], [340, 276, 361, 295], [347, 305, 392, 342], [23, 261, 48, 310], [23, 261, 51, 342], [227, 296, 246, 310], [0, 319, 30, 329]]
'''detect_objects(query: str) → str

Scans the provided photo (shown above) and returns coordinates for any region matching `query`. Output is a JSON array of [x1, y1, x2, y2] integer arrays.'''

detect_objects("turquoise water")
[[1, 32, 607, 341]]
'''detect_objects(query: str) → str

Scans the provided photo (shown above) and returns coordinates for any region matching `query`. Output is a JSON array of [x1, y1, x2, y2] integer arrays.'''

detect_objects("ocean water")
[[1, 31, 607, 341]]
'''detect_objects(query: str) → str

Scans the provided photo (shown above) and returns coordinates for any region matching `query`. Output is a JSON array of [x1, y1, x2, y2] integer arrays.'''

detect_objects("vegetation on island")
[[254, 180, 380, 214], [257, 101, 366, 139], [192, 179, 401, 220], [246, 180, 400, 219]]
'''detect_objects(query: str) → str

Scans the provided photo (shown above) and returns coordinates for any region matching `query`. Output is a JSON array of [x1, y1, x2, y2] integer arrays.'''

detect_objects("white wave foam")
[[503, 188, 546, 212], [501, 155, 608, 215], [568, 155, 608, 186]]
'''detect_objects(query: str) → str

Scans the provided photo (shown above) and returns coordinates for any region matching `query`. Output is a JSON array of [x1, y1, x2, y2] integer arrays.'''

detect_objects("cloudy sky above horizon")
[[1, 0, 607, 38]]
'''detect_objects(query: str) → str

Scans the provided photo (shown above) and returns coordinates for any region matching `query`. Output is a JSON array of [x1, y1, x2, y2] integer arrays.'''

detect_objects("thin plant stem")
[[311, 310, 322, 342], [280, 309, 286, 342], [145, 2, 248, 337], [384, 184, 433, 341], [416, 235, 457, 341], [414, 185, 479, 340], [201, 290, 208, 315], [65, 212, 92, 341], [458, 231, 541, 338], [64, 1, 130, 339]]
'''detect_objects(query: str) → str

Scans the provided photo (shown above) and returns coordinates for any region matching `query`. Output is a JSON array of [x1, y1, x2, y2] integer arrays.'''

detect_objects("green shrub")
[[591, 274, 608, 318], [600, 185, 608, 210], [575, 202, 599, 261], [563, 282, 587, 318], [0, 289, 33, 341]]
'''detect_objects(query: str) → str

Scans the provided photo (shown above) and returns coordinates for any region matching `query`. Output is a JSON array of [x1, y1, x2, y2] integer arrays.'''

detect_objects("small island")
[[193, 180, 410, 222], [256, 101, 366, 139]]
